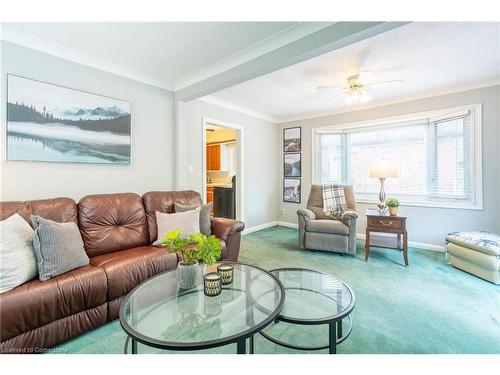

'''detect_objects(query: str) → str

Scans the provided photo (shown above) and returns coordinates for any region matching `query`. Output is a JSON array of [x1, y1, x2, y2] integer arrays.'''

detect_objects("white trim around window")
[[312, 103, 483, 210]]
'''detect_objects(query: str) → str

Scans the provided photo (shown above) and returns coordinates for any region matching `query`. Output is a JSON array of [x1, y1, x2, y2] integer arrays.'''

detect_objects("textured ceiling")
[[3, 22, 298, 87], [207, 22, 500, 122]]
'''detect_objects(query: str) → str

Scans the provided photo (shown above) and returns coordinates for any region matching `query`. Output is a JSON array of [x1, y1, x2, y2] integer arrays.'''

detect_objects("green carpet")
[[54, 226, 500, 354]]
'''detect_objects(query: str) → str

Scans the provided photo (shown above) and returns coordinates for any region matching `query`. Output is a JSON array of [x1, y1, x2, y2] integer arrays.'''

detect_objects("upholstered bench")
[[445, 231, 500, 284]]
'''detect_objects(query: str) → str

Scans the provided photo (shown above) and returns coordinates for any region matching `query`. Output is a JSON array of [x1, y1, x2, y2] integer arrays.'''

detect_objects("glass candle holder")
[[203, 272, 222, 297], [221, 288, 235, 303], [203, 294, 222, 316], [217, 263, 234, 285]]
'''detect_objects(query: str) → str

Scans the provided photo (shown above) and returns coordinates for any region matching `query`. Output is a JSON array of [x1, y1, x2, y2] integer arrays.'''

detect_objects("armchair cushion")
[[305, 220, 349, 235]]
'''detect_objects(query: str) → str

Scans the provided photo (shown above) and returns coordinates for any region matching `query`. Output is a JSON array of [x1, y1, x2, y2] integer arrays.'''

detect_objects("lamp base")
[[377, 201, 387, 213], [377, 177, 387, 213]]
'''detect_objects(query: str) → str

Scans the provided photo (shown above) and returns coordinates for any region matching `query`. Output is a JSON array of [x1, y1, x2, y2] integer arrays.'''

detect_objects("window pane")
[[315, 108, 477, 208], [318, 133, 344, 184], [433, 118, 467, 198], [349, 125, 427, 196]]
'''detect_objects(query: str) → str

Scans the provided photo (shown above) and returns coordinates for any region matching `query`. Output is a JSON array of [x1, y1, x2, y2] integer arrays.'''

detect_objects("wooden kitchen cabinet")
[[206, 186, 214, 203], [206, 186, 215, 214], [206, 144, 221, 171]]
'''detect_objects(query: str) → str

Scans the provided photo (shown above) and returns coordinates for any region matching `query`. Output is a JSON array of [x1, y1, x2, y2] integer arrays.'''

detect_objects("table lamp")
[[369, 160, 398, 212]]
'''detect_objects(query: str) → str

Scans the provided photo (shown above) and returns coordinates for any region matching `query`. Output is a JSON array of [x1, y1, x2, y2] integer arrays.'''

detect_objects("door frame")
[[202, 117, 244, 222]]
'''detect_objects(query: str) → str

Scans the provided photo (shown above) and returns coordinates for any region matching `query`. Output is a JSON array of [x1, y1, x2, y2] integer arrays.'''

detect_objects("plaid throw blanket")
[[322, 184, 347, 219]]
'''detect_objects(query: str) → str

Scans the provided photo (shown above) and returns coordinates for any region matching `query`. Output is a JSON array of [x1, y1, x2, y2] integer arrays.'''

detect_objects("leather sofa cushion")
[[0, 201, 31, 223], [142, 191, 203, 243], [0, 197, 77, 228], [0, 264, 107, 342], [0, 304, 107, 353], [78, 193, 149, 257], [306, 219, 349, 235], [90, 246, 178, 300]]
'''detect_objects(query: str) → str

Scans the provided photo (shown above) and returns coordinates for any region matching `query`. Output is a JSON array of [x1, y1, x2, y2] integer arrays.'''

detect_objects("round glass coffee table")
[[260, 268, 355, 354], [119, 262, 284, 354]]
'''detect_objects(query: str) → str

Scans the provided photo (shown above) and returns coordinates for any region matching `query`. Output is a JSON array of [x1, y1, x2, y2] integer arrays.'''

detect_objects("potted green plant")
[[385, 197, 400, 216], [162, 229, 221, 289]]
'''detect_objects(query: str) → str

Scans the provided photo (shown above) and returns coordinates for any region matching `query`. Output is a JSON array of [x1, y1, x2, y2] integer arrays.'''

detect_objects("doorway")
[[202, 118, 244, 222]]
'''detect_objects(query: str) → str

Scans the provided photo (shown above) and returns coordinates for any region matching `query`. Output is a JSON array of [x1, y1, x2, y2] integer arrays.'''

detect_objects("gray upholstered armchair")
[[297, 184, 358, 254]]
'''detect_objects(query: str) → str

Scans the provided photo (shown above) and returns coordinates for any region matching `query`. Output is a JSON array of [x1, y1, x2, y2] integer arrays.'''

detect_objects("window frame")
[[312, 103, 483, 210]]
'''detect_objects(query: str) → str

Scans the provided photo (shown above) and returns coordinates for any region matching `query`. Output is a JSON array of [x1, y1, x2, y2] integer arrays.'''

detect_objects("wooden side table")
[[364, 208, 408, 266]]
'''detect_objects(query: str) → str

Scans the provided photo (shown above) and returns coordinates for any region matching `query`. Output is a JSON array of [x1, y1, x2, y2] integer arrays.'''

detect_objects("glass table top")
[[120, 262, 284, 349], [270, 268, 355, 323]]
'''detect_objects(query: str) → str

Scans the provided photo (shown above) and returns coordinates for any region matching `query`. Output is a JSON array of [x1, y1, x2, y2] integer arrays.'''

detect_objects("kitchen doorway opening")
[[202, 118, 244, 222]]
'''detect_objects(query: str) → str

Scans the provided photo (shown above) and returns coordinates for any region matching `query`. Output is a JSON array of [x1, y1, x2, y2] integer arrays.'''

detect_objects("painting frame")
[[284, 152, 301, 178], [283, 178, 301, 204], [6, 73, 132, 165], [283, 126, 301, 153]]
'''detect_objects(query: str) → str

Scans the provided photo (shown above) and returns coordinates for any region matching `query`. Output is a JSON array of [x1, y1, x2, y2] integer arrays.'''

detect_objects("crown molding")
[[274, 80, 500, 124], [1, 25, 173, 91], [1, 23, 334, 94], [172, 22, 334, 91], [199, 95, 278, 123]]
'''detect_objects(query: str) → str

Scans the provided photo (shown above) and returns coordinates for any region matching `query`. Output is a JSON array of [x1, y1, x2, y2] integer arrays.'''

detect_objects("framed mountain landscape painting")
[[6, 74, 131, 164]]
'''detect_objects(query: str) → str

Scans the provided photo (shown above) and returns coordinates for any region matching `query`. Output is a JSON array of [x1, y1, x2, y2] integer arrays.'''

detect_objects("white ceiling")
[[206, 22, 500, 122], [2, 22, 306, 89]]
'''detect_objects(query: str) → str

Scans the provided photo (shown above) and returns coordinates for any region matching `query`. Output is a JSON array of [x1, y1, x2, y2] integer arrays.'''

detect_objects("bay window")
[[314, 104, 482, 209]]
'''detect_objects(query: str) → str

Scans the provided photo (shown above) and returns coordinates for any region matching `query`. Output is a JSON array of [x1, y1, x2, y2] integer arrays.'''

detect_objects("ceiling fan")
[[317, 71, 404, 106]]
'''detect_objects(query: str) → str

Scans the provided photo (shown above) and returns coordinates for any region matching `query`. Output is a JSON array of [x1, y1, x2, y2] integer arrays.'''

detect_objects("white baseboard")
[[277, 221, 299, 229], [242, 221, 278, 235], [356, 233, 445, 252], [251, 220, 445, 252]]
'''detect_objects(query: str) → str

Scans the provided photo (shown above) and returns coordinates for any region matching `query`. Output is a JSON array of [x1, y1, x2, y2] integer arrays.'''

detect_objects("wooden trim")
[[206, 139, 236, 145]]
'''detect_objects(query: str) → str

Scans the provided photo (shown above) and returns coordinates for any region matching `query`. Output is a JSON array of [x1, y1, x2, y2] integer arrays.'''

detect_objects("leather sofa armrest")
[[210, 217, 245, 262], [297, 208, 316, 221]]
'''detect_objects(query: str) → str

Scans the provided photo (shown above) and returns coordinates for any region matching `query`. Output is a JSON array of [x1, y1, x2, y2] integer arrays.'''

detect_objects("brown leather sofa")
[[0, 190, 244, 353]]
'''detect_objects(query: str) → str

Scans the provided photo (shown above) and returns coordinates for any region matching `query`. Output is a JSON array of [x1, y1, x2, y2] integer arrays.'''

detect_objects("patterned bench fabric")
[[446, 231, 500, 256]]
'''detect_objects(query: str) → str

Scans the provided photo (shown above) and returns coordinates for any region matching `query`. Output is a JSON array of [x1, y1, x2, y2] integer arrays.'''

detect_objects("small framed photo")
[[283, 126, 301, 152], [284, 153, 301, 177], [283, 178, 301, 203]]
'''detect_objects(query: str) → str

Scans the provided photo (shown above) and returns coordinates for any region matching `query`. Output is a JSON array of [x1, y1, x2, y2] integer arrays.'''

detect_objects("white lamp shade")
[[369, 160, 398, 178]]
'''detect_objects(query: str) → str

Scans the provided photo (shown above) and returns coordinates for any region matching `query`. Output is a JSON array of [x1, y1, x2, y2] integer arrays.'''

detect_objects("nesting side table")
[[365, 208, 409, 266]]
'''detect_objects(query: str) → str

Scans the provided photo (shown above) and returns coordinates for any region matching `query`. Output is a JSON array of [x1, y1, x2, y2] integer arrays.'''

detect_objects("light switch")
[[188, 165, 194, 174]]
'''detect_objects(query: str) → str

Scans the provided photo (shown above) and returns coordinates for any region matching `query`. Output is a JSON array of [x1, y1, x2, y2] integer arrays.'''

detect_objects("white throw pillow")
[[0, 213, 38, 293], [153, 208, 201, 245]]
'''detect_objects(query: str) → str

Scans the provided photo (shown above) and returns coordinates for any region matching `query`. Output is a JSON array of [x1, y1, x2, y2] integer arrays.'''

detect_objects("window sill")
[[355, 198, 483, 211]]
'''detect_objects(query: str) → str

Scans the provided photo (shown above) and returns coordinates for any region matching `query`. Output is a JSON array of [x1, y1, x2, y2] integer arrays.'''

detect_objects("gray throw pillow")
[[31, 215, 89, 281], [174, 202, 213, 236]]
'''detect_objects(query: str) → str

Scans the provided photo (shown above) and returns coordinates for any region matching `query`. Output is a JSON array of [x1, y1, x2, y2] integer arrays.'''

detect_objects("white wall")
[[277, 85, 500, 246], [0, 41, 175, 201], [176, 99, 278, 229]]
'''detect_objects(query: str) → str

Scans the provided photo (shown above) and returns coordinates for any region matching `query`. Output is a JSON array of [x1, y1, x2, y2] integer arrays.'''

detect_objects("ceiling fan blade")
[[369, 79, 405, 87], [358, 71, 373, 84], [328, 92, 346, 102], [316, 85, 344, 90]]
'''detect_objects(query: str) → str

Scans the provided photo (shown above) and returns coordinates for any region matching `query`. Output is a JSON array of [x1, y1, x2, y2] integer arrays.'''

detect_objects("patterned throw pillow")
[[31, 215, 89, 281]]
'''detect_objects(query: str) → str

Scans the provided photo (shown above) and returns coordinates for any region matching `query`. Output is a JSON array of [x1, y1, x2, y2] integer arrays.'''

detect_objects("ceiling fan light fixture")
[[345, 87, 368, 105], [319, 71, 403, 106], [359, 90, 373, 104]]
